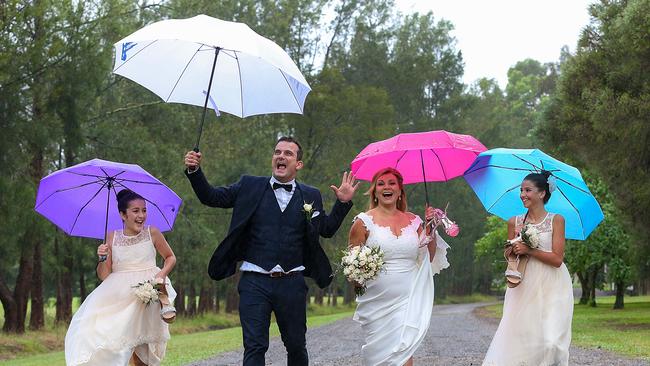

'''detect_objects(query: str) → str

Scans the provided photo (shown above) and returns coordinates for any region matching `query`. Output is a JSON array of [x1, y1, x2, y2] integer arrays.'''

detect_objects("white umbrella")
[[113, 14, 311, 150]]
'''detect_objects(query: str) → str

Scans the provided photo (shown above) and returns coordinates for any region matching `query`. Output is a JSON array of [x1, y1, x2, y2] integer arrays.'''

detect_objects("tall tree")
[[541, 0, 650, 292]]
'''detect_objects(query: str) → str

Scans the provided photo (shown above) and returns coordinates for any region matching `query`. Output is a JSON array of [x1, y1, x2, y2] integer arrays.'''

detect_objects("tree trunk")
[[198, 282, 211, 314], [215, 285, 220, 313], [13, 235, 35, 333], [79, 269, 87, 303], [56, 236, 74, 323], [187, 284, 196, 316], [314, 288, 324, 305], [613, 280, 625, 309], [343, 282, 354, 305], [332, 283, 338, 306], [174, 286, 186, 316], [29, 240, 44, 330], [576, 271, 589, 305], [225, 273, 240, 313], [588, 267, 598, 307], [0, 275, 18, 332]]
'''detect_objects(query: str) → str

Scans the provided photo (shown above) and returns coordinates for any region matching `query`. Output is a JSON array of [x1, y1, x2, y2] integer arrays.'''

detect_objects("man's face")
[[272, 141, 303, 182]]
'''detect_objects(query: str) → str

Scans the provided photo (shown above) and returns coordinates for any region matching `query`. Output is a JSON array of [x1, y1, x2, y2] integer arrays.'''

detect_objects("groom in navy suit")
[[184, 137, 358, 365]]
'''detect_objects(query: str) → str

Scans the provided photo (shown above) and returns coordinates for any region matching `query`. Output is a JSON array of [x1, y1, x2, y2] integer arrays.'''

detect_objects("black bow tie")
[[273, 182, 293, 192]]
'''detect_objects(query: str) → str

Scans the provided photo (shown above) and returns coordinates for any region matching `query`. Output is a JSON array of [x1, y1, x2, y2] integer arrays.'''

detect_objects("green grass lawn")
[[0, 311, 353, 366], [479, 295, 650, 360]]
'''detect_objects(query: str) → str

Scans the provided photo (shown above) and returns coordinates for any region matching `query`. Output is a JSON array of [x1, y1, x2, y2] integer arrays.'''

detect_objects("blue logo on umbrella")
[[121, 42, 137, 61]]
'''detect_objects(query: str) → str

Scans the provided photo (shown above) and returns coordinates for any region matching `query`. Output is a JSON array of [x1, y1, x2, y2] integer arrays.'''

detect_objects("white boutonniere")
[[303, 201, 314, 222]]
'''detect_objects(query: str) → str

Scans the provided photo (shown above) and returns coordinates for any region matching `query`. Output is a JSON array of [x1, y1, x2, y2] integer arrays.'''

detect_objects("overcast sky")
[[394, 0, 594, 88]]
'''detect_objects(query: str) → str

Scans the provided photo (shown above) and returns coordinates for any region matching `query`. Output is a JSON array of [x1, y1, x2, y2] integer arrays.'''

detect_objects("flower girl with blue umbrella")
[[483, 171, 574, 366]]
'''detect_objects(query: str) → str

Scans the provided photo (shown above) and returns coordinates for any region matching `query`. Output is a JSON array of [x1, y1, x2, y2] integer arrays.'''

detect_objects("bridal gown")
[[353, 212, 449, 366], [65, 226, 176, 366], [483, 213, 574, 366]]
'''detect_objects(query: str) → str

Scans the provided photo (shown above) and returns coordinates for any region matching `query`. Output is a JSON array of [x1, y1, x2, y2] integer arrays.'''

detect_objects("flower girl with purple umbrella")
[[65, 189, 177, 366]]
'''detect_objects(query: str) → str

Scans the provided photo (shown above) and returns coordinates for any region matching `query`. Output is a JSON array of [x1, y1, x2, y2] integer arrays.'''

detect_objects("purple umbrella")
[[35, 159, 182, 245]]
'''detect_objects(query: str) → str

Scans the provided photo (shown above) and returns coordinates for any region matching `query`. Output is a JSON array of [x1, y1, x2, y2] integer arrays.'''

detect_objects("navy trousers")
[[238, 271, 308, 366]]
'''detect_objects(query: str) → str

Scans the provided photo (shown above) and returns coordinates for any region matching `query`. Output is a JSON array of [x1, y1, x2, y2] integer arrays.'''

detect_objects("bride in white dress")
[[348, 168, 449, 366], [65, 189, 177, 366], [483, 172, 573, 366]]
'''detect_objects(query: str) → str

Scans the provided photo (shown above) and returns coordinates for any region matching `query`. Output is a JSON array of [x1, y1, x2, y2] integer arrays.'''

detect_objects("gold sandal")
[[504, 246, 521, 288], [157, 283, 176, 324]]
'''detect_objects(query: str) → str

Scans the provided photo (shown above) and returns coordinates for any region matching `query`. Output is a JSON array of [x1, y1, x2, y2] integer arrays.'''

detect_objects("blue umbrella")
[[463, 148, 603, 240]]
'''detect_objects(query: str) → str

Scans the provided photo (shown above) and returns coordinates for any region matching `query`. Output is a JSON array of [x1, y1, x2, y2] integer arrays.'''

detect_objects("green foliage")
[[474, 216, 508, 289], [540, 0, 650, 281]]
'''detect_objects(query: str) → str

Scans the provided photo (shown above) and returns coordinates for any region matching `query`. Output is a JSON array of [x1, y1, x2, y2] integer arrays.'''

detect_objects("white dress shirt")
[[240, 176, 305, 274]]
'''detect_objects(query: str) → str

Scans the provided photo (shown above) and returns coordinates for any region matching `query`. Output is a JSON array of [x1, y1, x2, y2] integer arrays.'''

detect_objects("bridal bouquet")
[[341, 245, 385, 296], [505, 224, 541, 249], [132, 279, 163, 306]]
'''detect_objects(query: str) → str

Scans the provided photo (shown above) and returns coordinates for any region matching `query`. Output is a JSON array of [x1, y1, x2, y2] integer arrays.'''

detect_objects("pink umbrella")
[[351, 130, 487, 205]]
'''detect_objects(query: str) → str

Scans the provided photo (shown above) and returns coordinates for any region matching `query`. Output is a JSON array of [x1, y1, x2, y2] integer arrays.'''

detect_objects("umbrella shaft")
[[194, 47, 221, 152]]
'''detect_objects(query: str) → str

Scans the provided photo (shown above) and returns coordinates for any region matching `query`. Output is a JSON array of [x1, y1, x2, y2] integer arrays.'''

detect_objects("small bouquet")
[[132, 279, 164, 306], [505, 224, 541, 249], [341, 245, 385, 296]]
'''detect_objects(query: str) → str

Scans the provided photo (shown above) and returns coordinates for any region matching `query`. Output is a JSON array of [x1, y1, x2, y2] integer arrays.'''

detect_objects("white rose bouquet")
[[341, 245, 385, 296], [132, 279, 162, 306], [505, 223, 541, 249]]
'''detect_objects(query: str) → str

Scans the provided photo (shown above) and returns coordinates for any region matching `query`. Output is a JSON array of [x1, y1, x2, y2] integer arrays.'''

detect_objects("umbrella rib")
[[465, 164, 535, 175], [35, 178, 106, 209], [68, 180, 110, 235], [113, 40, 158, 72], [486, 183, 521, 212], [235, 51, 244, 117], [394, 150, 408, 169], [555, 185, 586, 239], [114, 181, 174, 230], [512, 155, 542, 171], [429, 149, 449, 181], [550, 174, 592, 195], [279, 70, 302, 113], [165, 44, 203, 102], [114, 177, 163, 186]]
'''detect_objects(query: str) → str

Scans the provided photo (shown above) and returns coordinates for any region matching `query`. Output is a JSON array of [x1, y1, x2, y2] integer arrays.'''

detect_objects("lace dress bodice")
[[355, 212, 422, 272], [515, 213, 555, 252], [111, 227, 157, 272]]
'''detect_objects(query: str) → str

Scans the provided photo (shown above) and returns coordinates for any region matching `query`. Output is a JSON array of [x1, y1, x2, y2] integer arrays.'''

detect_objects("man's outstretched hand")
[[330, 171, 360, 203]]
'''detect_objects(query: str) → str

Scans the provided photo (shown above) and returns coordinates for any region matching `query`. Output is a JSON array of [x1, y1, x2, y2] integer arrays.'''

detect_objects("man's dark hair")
[[277, 136, 303, 161]]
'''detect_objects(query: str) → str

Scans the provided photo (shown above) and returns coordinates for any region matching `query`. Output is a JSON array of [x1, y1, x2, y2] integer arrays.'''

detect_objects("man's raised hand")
[[330, 171, 360, 203]]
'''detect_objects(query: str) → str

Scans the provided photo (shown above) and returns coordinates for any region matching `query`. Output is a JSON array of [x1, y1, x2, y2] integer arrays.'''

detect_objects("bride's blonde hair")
[[366, 167, 407, 212]]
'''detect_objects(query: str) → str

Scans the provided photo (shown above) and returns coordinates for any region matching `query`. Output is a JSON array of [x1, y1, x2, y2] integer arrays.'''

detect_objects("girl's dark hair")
[[116, 189, 145, 213], [523, 170, 552, 204]]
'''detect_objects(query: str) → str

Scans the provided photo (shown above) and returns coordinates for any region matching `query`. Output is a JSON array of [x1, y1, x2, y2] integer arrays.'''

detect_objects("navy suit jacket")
[[185, 169, 353, 288]]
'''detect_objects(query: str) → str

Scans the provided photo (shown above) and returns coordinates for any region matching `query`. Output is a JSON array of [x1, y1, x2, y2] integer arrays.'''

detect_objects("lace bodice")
[[354, 212, 423, 272], [111, 227, 157, 272], [515, 213, 555, 252]]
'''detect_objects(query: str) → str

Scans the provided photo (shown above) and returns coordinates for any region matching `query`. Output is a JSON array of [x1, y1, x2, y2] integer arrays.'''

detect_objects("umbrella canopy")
[[113, 14, 311, 150], [463, 148, 604, 240], [351, 130, 488, 184], [35, 159, 182, 240]]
